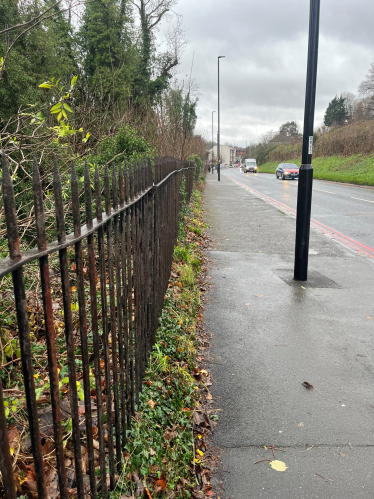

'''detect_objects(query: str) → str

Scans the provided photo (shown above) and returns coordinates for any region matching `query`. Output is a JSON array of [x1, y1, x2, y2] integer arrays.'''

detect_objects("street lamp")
[[217, 55, 225, 181], [211, 111, 216, 174], [294, 0, 320, 281]]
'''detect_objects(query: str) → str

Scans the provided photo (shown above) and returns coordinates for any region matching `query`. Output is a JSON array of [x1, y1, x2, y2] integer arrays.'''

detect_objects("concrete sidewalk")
[[203, 174, 374, 498]]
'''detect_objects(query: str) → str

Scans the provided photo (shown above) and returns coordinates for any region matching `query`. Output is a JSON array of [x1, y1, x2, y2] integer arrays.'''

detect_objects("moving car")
[[276, 163, 299, 180], [244, 158, 258, 173]]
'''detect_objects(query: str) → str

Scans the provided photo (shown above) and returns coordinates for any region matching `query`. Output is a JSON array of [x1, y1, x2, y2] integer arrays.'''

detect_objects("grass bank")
[[258, 154, 374, 185]]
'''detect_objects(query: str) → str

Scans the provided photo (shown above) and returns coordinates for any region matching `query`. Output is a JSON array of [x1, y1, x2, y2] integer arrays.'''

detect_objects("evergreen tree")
[[78, 0, 135, 99], [324, 95, 348, 127]]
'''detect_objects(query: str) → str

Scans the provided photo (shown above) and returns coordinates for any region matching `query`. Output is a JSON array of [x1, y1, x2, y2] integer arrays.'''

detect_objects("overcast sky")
[[165, 0, 374, 146]]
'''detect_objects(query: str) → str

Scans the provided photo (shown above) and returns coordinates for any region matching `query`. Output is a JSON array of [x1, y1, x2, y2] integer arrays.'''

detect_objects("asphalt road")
[[222, 168, 374, 253], [203, 174, 374, 498]]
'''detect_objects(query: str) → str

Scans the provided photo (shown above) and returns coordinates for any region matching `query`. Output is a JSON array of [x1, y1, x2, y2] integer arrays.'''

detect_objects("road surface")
[[222, 168, 374, 258]]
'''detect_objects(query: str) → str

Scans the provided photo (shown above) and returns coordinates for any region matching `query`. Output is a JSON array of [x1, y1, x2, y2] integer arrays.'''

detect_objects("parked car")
[[276, 163, 299, 180], [244, 158, 258, 173]]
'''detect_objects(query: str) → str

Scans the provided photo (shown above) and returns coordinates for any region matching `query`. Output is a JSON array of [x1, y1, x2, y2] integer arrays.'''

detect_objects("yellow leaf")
[[50, 103, 62, 113], [197, 449, 204, 457], [270, 460, 288, 472]]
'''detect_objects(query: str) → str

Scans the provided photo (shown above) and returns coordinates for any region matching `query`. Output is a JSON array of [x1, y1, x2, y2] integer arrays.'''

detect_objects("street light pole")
[[217, 55, 225, 181], [211, 111, 216, 174], [294, 0, 320, 281]]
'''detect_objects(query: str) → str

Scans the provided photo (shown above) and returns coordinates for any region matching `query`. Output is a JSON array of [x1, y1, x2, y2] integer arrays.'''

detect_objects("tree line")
[[0, 0, 206, 251], [0, 0, 204, 162], [246, 60, 374, 164]]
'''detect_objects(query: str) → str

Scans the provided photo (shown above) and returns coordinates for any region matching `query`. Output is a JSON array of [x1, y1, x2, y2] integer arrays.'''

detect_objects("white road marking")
[[313, 188, 335, 194], [351, 197, 374, 204]]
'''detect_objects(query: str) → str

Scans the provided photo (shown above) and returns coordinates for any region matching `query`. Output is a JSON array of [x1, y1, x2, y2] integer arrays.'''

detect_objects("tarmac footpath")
[[203, 173, 374, 499]]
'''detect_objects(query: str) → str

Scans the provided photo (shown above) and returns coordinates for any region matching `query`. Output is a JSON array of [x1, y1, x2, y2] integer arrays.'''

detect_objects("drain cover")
[[275, 269, 341, 289]]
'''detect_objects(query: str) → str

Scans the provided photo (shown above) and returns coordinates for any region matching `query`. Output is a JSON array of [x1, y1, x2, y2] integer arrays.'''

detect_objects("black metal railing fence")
[[0, 153, 195, 498]]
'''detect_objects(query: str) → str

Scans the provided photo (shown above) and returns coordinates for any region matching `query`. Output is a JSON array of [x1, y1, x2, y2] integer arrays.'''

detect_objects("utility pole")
[[294, 0, 320, 281], [217, 56, 225, 181], [212, 111, 216, 174]]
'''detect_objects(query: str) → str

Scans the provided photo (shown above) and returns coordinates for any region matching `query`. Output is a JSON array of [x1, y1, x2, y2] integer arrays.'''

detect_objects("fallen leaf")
[[206, 393, 213, 400], [297, 422, 304, 427], [339, 452, 346, 457], [164, 425, 178, 440], [132, 472, 144, 497], [245, 303, 251, 306], [302, 381, 314, 391], [149, 448, 156, 456], [147, 399, 156, 409], [301, 286, 306, 289], [270, 460, 288, 472], [154, 472, 167, 492], [366, 316, 372, 319], [256, 294, 263, 297]]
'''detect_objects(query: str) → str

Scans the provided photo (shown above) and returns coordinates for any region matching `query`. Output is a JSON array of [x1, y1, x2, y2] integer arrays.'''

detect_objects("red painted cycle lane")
[[224, 174, 374, 260]]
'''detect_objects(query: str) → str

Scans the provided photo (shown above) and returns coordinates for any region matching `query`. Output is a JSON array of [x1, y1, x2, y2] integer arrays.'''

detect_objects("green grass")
[[258, 153, 374, 185]]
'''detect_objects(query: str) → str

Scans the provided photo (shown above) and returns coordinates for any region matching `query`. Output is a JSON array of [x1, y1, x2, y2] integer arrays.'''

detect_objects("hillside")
[[258, 154, 374, 185]]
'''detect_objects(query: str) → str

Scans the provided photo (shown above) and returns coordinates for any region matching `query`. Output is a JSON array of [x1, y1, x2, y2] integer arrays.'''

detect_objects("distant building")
[[208, 145, 245, 166]]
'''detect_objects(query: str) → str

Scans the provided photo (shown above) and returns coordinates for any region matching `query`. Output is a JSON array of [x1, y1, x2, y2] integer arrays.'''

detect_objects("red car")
[[275, 163, 299, 180]]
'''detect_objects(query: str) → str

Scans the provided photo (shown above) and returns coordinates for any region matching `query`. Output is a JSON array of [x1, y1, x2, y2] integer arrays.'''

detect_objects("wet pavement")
[[224, 168, 374, 251], [203, 172, 374, 498]]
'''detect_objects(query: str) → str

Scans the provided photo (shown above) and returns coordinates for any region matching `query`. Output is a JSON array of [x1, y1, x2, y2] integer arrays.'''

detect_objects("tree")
[[323, 95, 348, 127], [0, 0, 77, 125], [358, 62, 374, 97], [277, 121, 301, 142], [78, 0, 135, 103], [130, 0, 184, 103]]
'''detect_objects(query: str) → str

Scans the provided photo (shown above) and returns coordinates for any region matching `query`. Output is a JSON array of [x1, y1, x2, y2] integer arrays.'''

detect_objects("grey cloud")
[[167, 0, 374, 144]]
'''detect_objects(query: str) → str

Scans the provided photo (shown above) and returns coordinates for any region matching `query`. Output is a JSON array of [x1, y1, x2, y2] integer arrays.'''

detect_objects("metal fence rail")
[[0, 153, 195, 498]]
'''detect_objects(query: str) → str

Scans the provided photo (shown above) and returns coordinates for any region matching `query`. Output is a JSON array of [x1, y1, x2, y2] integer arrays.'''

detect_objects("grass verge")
[[113, 182, 214, 498], [258, 153, 374, 185]]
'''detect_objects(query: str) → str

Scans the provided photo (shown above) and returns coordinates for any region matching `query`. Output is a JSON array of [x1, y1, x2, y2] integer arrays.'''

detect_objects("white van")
[[244, 159, 258, 173]]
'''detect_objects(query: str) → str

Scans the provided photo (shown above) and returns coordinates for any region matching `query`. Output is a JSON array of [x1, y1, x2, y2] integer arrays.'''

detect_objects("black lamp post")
[[212, 111, 216, 173], [294, 0, 320, 281], [217, 55, 225, 181]]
